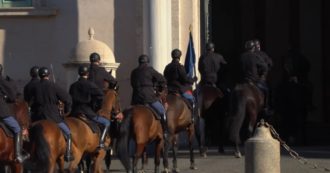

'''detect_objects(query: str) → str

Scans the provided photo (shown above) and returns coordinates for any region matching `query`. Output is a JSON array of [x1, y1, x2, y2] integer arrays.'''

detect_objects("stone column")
[[149, 0, 172, 72]]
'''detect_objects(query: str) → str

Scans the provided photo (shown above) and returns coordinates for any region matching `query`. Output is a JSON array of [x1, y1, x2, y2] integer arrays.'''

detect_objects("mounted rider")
[[239, 40, 271, 118], [164, 49, 196, 122], [24, 66, 40, 122], [88, 52, 117, 91], [253, 39, 274, 117], [198, 42, 227, 89], [0, 64, 30, 163], [130, 54, 169, 140], [27, 67, 74, 162], [69, 65, 111, 149]]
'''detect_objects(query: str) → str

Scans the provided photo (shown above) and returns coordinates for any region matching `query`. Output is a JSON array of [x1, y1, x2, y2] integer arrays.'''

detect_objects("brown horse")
[[116, 105, 164, 173], [228, 82, 264, 158], [28, 88, 121, 173], [195, 85, 225, 157], [162, 93, 196, 173], [0, 98, 30, 173]]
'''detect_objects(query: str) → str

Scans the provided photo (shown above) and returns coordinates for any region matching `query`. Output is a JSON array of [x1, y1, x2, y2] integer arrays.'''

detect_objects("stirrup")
[[16, 153, 30, 163], [64, 153, 74, 162]]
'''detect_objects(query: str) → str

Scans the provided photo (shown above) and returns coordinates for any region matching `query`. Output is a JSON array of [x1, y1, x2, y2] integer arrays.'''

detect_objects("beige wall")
[[0, 0, 201, 108]]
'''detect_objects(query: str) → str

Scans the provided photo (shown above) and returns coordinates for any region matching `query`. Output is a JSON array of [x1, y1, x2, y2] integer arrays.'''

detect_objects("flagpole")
[[189, 25, 198, 90]]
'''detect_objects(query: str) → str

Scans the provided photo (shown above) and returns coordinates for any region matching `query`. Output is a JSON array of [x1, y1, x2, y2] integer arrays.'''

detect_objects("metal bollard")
[[245, 120, 280, 173]]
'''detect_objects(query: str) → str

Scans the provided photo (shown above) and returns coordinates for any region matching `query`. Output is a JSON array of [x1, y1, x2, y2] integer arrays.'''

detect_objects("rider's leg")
[[182, 92, 196, 123], [256, 81, 273, 119], [58, 122, 74, 162], [2, 116, 30, 163], [92, 116, 111, 149], [150, 101, 168, 139]]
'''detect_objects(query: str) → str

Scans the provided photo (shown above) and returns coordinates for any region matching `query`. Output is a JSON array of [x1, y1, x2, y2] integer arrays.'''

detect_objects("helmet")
[[30, 66, 39, 78], [244, 40, 255, 51], [78, 65, 89, 76], [171, 49, 182, 59], [138, 54, 149, 64], [38, 67, 50, 78], [89, 52, 101, 63], [206, 42, 215, 50]]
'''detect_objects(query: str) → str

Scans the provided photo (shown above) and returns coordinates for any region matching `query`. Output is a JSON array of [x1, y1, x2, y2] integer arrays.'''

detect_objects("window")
[[0, 0, 32, 8]]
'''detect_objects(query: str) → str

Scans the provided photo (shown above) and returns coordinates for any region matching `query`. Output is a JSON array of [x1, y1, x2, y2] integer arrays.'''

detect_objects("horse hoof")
[[190, 165, 198, 170], [200, 152, 207, 158], [138, 170, 145, 173], [162, 168, 170, 173], [234, 151, 242, 158], [172, 168, 180, 173]]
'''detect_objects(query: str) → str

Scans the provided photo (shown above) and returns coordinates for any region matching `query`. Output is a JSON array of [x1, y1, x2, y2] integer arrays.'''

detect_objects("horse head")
[[98, 89, 123, 121], [10, 96, 31, 139]]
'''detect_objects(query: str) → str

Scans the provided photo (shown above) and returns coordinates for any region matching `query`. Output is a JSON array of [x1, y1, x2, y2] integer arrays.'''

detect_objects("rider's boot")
[[15, 132, 30, 163], [64, 134, 74, 162], [98, 124, 110, 149]]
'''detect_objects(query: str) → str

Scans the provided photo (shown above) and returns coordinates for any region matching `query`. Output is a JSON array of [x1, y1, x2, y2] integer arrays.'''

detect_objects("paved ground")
[[104, 147, 330, 173]]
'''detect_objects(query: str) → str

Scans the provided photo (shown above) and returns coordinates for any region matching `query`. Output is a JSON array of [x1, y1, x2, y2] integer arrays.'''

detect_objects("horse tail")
[[116, 108, 133, 172], [229, 88, 247, 144], [29, 123, 50, 172]]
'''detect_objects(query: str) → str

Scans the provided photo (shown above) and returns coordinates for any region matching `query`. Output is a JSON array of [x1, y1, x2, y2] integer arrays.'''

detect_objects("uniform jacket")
[[164, 59, 193, 93], [69, 77, 104, 119], [88, 64, 117, 90], [255, 50, 273, 73], [198, 51, 227, 85], [131, 64, 166, 105], [24, 78, 39, 114], [239, 51, 267, 83], [31, 79, 71, 123], [0, 76, 18, 118]]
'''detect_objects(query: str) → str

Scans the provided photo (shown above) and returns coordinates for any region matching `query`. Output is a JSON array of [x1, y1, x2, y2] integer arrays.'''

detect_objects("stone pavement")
[[104, 147, 330, 173]]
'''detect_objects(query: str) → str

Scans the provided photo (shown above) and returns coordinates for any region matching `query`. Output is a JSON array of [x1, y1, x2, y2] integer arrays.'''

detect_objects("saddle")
[[168, 90, 193, 110], [0, 121, 14, 138], [73, 114, 101, 134], [144, 105, 161, 120]]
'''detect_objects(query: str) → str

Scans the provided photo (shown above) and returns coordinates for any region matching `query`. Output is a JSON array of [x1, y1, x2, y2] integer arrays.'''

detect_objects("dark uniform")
[[198, 52, 227, 86], [0, 67, 30, 163], [88, 64, 117, 90], [164, 59, 194, 94], [131, 64, 166, 105], [31, 79, 71, 123], [255, 50, 273, 81], [69, 65, 111, 149], [24, 78, 39, 121], [131, 55, 168, 138], [239, 50, 268, 83], [30, 67, 74, 161], [70, 77, 103, 118]]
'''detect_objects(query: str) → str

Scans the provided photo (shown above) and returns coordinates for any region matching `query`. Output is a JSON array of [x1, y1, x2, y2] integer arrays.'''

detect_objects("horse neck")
[[11, 99, 30, 128], [102, 89, 116, 112]]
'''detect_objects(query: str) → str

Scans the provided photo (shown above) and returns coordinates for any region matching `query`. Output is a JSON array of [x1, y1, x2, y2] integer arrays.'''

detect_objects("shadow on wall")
[[0, 0, 79, 92], [114, 0, 139, 108]]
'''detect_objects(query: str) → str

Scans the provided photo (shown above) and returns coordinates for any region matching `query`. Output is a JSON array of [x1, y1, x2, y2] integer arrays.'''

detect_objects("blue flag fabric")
[[184, 32, 196, 78]]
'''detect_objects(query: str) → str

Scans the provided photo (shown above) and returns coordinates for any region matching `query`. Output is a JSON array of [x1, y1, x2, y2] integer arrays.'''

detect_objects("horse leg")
[[162, 134, 170, 173], [133, 144, 145, 173], [188, 125, 197, 170], [141, 148, 148, 171], [11, 163, 23, 173], [154, 139, 163, 173], [91, 150, 106, 173], [68, 151, 83, 173], [172, 135, 179, 173], [57, 157, 65, 173], [196, 115, 207, 158]]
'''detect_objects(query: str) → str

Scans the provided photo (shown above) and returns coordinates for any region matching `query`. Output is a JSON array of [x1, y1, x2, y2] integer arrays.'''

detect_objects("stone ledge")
[[0, 7, 58, 17]]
